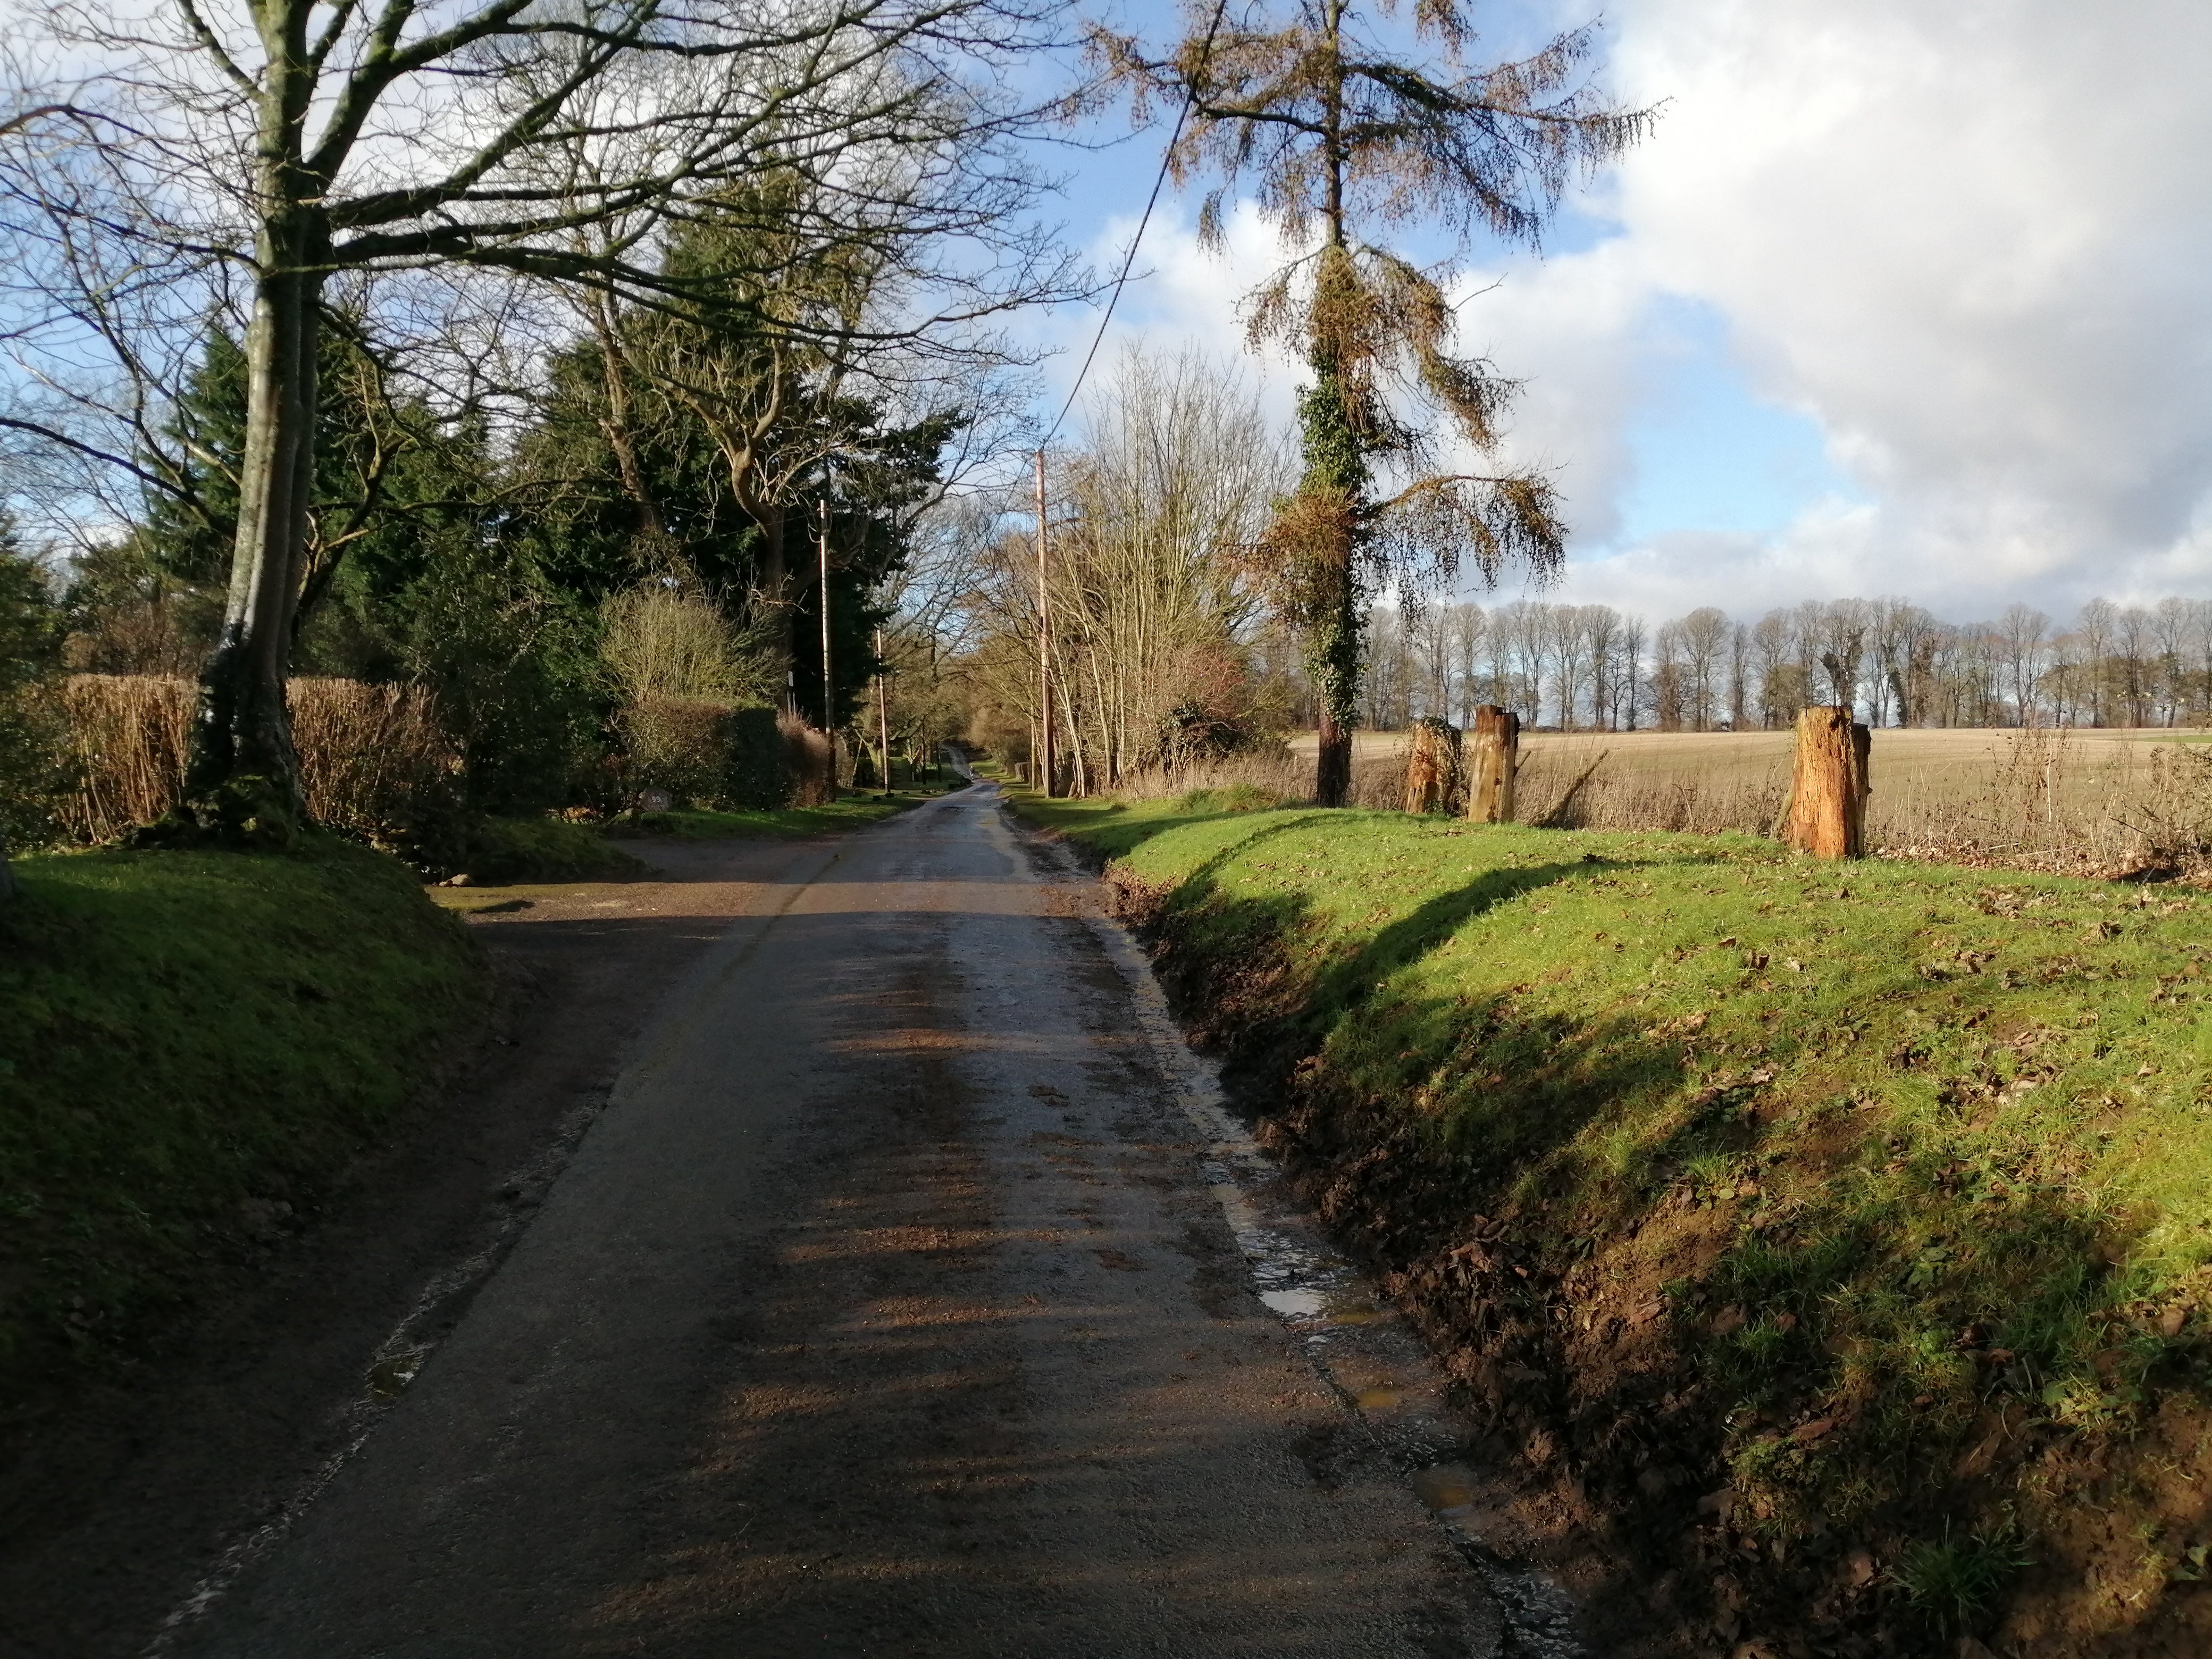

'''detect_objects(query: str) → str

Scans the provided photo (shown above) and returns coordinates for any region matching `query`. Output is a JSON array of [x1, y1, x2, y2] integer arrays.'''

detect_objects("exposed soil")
[[1102, 867, 2212, 1659], [0, 837, 826, 1659]]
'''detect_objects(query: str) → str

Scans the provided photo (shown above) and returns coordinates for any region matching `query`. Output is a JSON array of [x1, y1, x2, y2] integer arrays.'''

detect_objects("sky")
[[1021, 0, 2212, 627]]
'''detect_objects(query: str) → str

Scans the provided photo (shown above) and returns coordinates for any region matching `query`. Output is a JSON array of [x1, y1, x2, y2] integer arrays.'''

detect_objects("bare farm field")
[[1279, 726, 2212, 875]]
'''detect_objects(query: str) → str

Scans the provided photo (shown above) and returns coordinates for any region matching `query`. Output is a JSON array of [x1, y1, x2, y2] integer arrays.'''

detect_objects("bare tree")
[[2148, 596, 2192, 726], [1614, 611, 1646, 730], [1580, 604, 1619, 730], [1484, 600, 1520, 717], [1, 0, 1067, 836], [1674, 605, 1729, 731], [1866, 597, 1909, 726], [1510, 601, 1552, 727], [2076, 598, 2116, 726], [1996, 602, 2049, 727], [1549, 604, 1588, 730], [2115, 604, 2155, 727], [1829, 600, 1870, 713], [1750, 609, 1799, 728], [1447, 601, 1486, 725], [967, 348, 1293, 792], [2180, 599, 2212, 726], [1724, 619, 1750, 730], [1650, 617, 1683, 731]]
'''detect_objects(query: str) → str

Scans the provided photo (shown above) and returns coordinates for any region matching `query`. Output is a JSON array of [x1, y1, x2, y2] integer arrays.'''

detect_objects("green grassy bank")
[[462, 815, 646, 882], [1017, 784, 2212, 1656], [442, 783, 956, 885], [606, 783, 954, 843], [0, 841, 483, 1409]]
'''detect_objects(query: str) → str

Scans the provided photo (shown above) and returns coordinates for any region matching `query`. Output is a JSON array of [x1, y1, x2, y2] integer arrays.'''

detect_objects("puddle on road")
[[1324, 1293, 1387, 1325], [366, 1349, 428, 1401], [1414, 1465, 1479, 1510], [1056, 826, 1589, 1659]]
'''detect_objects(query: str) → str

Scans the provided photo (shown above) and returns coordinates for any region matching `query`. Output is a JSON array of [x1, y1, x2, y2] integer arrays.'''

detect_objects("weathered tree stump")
[[1402, 717, 1464, 814], [1466, 705, 1520, 824], [1784, 705, 1870, 858]]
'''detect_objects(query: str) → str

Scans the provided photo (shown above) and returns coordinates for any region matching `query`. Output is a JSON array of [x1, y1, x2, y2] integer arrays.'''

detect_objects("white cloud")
[[1071, 1, 2212, 625], [1538, 0, 2212, 617], [1033, 200, 1307, 438]]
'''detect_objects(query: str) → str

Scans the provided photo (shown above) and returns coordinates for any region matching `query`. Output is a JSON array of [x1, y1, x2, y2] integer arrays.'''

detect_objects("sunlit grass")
[[1010, 779, 2212, 1580], [608, 783, 952, 842]]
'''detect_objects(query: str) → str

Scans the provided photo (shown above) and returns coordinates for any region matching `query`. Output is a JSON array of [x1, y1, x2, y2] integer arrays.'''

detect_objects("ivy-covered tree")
[[1100, 2, 1653, 803]]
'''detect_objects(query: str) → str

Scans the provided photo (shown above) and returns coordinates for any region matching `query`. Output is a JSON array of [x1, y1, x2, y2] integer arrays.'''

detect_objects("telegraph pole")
[[1035, 449, 1055, 797], [819, 496, 836, 801], [875, 624, 891, 793]]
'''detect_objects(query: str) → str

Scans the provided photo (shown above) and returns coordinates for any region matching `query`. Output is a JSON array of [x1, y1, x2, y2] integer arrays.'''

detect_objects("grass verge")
[[605, 784, 952, 841], [0, 839, 483, 1412], [1011, 782, 2212, 1655], [459, 815, 646, 883]]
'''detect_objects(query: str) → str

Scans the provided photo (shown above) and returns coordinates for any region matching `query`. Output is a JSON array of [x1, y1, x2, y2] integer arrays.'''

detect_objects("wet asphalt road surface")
[[175, 783, 1499, 1658]]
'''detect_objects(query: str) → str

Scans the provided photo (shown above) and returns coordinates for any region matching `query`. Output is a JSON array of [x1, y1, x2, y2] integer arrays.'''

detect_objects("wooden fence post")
[[1402, 717, 1463, 814], [1466, 705, 1520, 824], [1785, 705, 1870, 858]]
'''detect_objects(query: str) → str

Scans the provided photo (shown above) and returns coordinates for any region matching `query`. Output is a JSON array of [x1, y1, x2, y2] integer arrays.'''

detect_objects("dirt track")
[[6, 787, 1520, 1657]]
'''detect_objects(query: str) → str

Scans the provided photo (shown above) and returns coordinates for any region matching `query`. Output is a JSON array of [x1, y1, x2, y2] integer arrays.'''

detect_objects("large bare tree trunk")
[[173, 6, 323, 845], [181, 265, 320, 841], [588, 305, 666, 543]]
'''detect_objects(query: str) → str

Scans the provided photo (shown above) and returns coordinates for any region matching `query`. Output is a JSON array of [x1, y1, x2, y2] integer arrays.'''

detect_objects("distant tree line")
[[1347, 596, 2212, 732]]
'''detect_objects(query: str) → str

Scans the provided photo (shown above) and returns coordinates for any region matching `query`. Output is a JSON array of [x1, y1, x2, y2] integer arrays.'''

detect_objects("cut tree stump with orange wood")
[[1402, 717, 1463, 815], [1785, 705, 1871, 858], [1466, 706, 1519, 824]]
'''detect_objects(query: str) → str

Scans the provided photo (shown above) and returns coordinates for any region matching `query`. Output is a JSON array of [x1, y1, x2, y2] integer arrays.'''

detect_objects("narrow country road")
[[175, 782, 1500, 1658]]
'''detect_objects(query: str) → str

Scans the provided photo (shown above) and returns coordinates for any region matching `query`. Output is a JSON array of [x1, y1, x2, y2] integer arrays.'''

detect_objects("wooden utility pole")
[[1466, 705, 1520, 823], [875, 624, 891, 793], [1035, 449, 1056, 798], [819, 497, 836, 802], [1784, 705, 1870, 858]]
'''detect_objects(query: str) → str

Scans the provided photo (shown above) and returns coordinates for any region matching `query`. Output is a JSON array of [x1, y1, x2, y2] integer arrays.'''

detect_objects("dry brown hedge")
[[57, 675, 458, 843]]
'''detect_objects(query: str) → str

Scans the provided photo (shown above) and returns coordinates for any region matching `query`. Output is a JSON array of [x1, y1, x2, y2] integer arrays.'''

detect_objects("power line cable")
[[1039, 0, 1231, 452]]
